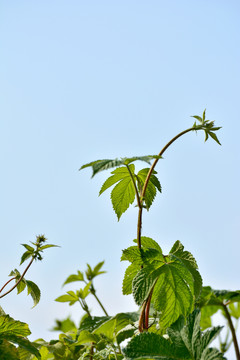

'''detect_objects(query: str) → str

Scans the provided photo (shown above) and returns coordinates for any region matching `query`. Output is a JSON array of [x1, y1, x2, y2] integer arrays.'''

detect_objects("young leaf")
[[26, 280, 41, 308], [136, 168, 161, 210], [63, 270, 85, 286], [111, 176, 135, 220], [20, 251, 33, 265], [80, 159, 124, 177], [122, 263, 139, 295]]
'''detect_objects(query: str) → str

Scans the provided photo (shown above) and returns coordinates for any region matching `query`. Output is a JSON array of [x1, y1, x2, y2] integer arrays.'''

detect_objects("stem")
[[126, 164, 141, 209], [136, 127, 193, 249], [0, 277, 16, 294], [0, 257, 34, 299], [92, 291, 109, 316], [222, 304, 240, 360]]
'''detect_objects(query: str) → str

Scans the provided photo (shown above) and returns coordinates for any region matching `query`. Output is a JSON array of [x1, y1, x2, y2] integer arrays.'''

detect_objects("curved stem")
[[222, 304, 240, 360], [0, 257, 34, 299], [0, 277, 16, 294], [136, 127, 194, 249]]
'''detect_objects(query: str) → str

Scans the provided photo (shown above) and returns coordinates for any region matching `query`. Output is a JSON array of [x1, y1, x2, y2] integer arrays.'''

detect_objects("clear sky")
[[0, 0, 239, 354]]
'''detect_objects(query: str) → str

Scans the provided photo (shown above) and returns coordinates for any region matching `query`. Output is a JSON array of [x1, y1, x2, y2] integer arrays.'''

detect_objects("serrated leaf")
[[122, 155, 162, 166], [122, 332, 177, 360], [135, 236, 163, 254], [122, 263, 139, 295], [137, 168, 161, 210], [99, 171, 129, 195], [111, 167, 136, 220], [25, 280, 41, 308], [121, 246, 143, 264], [132, 266, 159, 306], [80, 159, 124, 177], [170, 240, 202, 299], [152, 260, 194, 329]]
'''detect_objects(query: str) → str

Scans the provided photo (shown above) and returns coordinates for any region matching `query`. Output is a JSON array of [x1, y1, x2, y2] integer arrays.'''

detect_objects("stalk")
[[0, 257, 34, 299], [137, 127, 193, 249], [222, 304, 240, 360]]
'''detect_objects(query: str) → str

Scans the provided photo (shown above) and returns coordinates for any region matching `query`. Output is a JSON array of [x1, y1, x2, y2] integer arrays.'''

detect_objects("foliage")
[[1, 111, 239, 360]]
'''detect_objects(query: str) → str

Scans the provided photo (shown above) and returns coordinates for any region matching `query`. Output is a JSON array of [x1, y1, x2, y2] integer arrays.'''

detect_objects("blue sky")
[[0, 0, 239, 354]]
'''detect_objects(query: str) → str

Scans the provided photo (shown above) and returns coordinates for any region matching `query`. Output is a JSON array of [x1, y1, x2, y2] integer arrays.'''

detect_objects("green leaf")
[[93, 313, 138, 342], [132, 266, 159, 306], [111, 167, 136, 220], [20, 251, 33, 265], [26, 280, 41, 308], [75, 330, 98, 345], [152, 260, 194, 329], [21, 244, 34, 252], [80, 159, 124, 177], [170, 240, 202, 299], [122, 263, 139, 295], [121, 246, 143, 264], [208, 131, 221, 145], [38, 244, 59, 250], [63, 270, 84, 286], [137, 168, 161, 210], [123, 332, 177, 359], [135, 236, 163, 254], [55, 292, 78, 305], [0, 315, 31, 337], [17, 279, 27, 295], [4, 335, 41, 359], [99, 167, 131, 195], [79, 315, 111, 332], [80, 155, 162, 178], [78, 282, 92, 299]]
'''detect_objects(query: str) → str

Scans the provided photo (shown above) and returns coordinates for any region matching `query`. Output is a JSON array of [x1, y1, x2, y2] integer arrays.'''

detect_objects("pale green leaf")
[[26, 280, 41, 308], [111, 176, 135, 220], [122, 263, 139, 295], [63, 271, 84, 286]]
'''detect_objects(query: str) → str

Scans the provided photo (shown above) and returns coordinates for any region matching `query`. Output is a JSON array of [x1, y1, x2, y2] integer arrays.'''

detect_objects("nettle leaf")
[[122, 332, 177, 360], [167, 310, 225, 360], [170, 240, 202, 299], [132, 266, 160, 306], [26, 280, 41, 308], [136, 168, 162, 210], [63, 270, 85, 286], [152, 260, 194, 329], [122, 263, 139, 295]]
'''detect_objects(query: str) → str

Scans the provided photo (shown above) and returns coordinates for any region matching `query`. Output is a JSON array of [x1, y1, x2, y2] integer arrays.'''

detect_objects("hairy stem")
[[222, 304, 240, 360], [0, 257, 34, 299], [137, 127, 193, 249]]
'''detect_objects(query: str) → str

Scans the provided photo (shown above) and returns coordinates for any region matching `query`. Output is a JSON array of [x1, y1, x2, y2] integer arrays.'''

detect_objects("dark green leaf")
[[20, 251, 33, 265]]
